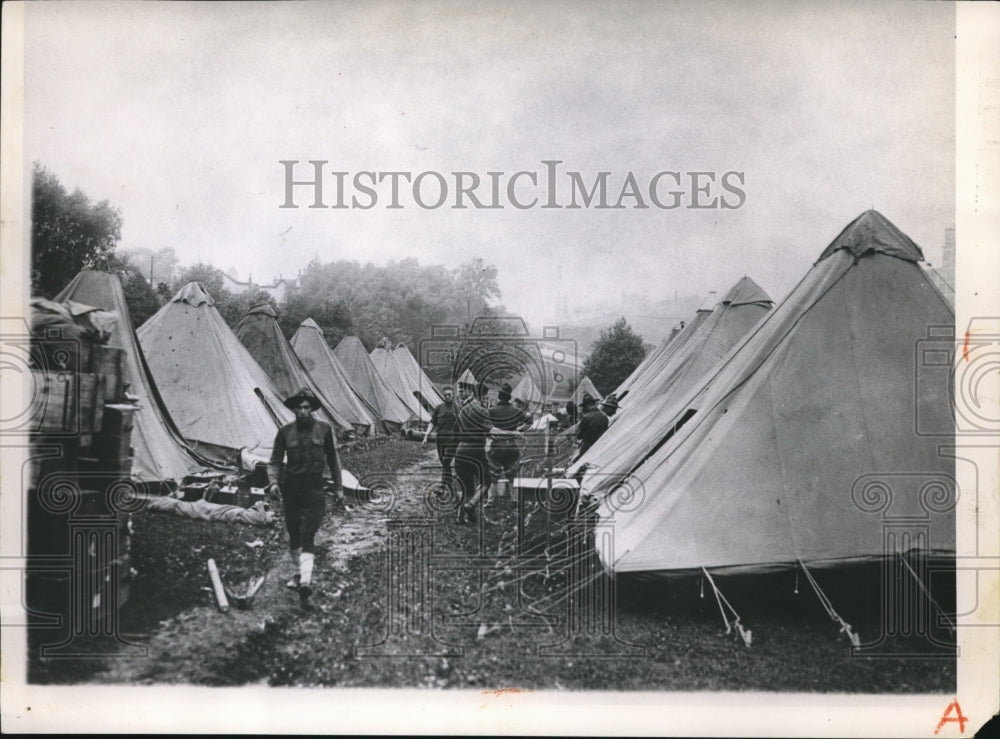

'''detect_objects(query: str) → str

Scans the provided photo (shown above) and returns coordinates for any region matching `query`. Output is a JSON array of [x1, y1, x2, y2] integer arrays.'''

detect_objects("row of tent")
[[53, 273, 446, 482], [568, 210, 955, 578], [52, 209, 956, 582]]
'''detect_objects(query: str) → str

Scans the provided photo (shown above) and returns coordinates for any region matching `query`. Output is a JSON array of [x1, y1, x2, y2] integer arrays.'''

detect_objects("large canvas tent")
[[333, 336, 416, 429], [369, 341, 433, 422], [595, 211, 955, 575], [137, 282, 294, 462], [234, 304, 353, 435], [391, 342, 445, 409], [289, 319, 382, 436], [571, 276, 772, 482], [53, 270, 213, 483]]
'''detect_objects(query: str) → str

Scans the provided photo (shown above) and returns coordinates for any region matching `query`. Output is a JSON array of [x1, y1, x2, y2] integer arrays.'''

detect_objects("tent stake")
[[701, 567, 752, 647], [797, 559, 859, 647]]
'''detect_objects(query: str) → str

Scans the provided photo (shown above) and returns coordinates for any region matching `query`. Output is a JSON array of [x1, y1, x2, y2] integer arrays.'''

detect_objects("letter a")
[[934, 700, 968, 735]]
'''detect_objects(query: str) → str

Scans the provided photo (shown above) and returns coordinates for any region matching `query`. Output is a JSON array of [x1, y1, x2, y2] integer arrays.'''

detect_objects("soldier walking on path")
[[268, 387, 343, 607], [423, 385, 459, 489], [485, 382, 532, 504], [453, 381, 492, 524]]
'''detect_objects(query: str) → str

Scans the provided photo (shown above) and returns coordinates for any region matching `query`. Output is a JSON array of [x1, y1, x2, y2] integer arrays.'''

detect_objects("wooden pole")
[[207, 558, 229, 612]]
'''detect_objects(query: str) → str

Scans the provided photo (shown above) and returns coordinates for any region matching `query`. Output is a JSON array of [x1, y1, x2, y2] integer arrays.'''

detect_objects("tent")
[[137, 282, 294, 463], [571, 276, 772, 482], [595, 211, 955, 575], [506, 341, 588, 409], [289, 319, 382, 436], [369, 341, 433, 422], [614, 293, 717, 403], [53, 270, 214, 483], [535, 340, 588, 404], [391, 342, 445, 411], [333, 336, 416, 429], [234, 304, 353, 435], [456, 368, 477, 387], [571, 376, 603, 405], [512, 373, 545, 409]]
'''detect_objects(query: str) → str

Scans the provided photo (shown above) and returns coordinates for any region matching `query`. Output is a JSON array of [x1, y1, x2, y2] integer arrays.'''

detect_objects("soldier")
[[454, 382, 492, 523], [575, 393, 609, 460], [423, 385, 459, 489], [486, 382, 532, 503], [267, 387, 343, 606]]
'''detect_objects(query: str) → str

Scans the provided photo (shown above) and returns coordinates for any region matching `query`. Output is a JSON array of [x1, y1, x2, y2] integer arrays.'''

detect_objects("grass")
[[26, 437, 956, 692]]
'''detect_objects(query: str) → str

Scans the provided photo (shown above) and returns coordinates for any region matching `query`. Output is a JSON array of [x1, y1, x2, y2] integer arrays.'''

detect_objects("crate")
[[90, 345, 126, 403], [248, 487, 267, 508], [30, 370, 104, 436], [90, 403, 136, 477], [215, 484, 238, 506], [182, 482, 210, 501]]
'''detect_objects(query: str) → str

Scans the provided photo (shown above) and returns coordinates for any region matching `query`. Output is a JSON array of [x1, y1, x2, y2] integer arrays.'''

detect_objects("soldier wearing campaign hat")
[[267, 387, 343, 606], [575, 392, 609, 460]]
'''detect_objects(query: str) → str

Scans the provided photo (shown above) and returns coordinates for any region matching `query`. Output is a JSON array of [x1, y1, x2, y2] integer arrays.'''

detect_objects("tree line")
[[31, 162, 646, 393]]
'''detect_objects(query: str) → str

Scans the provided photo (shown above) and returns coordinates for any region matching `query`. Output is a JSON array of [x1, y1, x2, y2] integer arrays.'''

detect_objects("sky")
[[22, 0, 956, 333]]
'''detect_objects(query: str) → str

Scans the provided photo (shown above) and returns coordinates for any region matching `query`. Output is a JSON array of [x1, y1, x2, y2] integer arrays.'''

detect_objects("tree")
[[120, 266, 163, 328], [31, 163, 123, 297], [277, 256, 505, 356], [582, 317, 646, 395], [119, 246, 180, 287], [173, 262, 226, 298], [454, 257, 502, 321]]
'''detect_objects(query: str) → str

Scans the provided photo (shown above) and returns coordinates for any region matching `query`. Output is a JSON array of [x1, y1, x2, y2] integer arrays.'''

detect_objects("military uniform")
[[268, 388, 342, 603], [429, 397, 459, 487], [487, 396, 531, 488], [454, 393, 492, 521]]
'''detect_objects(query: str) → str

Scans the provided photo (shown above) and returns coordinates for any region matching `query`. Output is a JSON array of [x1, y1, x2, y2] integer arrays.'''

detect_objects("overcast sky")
[[24, 0, 955, 331]]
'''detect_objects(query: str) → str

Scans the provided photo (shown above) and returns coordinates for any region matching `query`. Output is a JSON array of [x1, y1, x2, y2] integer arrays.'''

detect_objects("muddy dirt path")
[[96, 449, 440, 685]]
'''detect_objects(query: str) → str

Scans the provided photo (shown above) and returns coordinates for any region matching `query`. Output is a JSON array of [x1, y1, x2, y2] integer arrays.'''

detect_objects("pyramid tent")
[[571, 376, 604, 405], [54, 270, 214, 483], [571, 276, 773, 481], [615, 295, 716, 403], [536, 340, 588, 404], [333, 336, 416, 428], [369, 341, 432, 422], [289, 319, 382, 436], [512, 373, 545, 409], [391, 343, 445, 411], [234, 304, 353, 434], [613, 337, 670, 400], [137, 282, 294, 462], [457, 368, 477, 387], [596, 211, 955, 575]]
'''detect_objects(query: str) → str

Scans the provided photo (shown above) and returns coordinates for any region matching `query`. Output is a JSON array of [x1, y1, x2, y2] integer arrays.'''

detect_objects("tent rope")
[[701, 568, 752, 647], [897, 553, 957, 634], [797, 559, 860, 647]]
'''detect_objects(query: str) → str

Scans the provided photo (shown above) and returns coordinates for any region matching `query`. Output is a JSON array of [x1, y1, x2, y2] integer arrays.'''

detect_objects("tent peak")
[[817, 210, 924, 264], [299, 317, 323, 333], [172, 282, 216, 307], [246, 302, 277, 318], [721, 276, 772, 307]]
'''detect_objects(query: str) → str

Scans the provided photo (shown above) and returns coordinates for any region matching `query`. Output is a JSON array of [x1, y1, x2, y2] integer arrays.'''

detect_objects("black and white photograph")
[[1, 1, 998, 735]]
